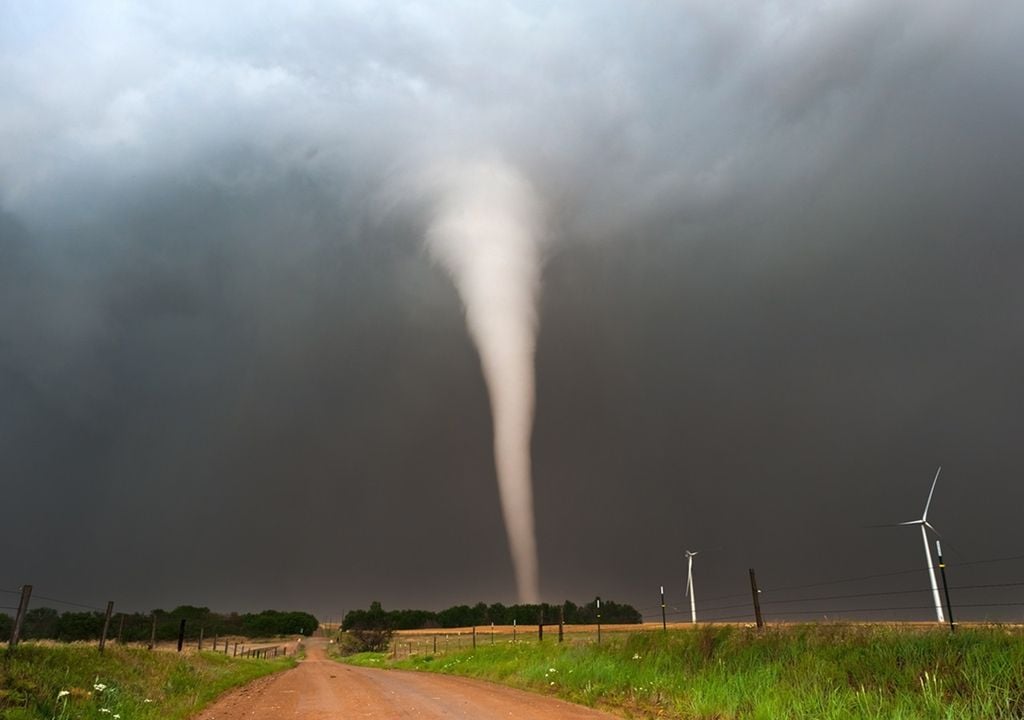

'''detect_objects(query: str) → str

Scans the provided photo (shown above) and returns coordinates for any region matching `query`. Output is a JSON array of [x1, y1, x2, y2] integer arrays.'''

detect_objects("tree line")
[[342, 599, 641, 631], [0, 605, 318, 643]]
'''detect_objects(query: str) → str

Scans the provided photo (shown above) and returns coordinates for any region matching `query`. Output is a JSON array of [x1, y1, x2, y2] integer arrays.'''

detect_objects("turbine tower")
[[684, 550, 699, 624], [897, 467, 945, 623]]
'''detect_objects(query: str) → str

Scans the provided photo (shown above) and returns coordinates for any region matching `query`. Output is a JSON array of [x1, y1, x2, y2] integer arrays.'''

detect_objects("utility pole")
[[936, 541, 956, 633], [748, 569, 764, 630]]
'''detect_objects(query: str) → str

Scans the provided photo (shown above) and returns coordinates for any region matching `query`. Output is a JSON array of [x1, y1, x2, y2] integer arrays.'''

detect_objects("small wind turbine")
[[684, 550, 699, 624], [896, 466, 945, 623]]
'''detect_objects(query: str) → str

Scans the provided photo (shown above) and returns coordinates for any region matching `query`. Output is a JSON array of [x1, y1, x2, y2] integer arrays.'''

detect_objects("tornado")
[[426, 158, 542, 604]]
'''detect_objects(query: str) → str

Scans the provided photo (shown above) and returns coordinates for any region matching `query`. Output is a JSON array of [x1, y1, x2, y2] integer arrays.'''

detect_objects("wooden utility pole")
[[99, 602, 115, 653], [748, 569, 764, 629], [9, 584, 32, 648]]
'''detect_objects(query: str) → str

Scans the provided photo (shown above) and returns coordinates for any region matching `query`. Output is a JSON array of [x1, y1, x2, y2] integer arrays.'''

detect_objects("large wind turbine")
[[897, 467, 945, 623], [684, 550, 698, 624]]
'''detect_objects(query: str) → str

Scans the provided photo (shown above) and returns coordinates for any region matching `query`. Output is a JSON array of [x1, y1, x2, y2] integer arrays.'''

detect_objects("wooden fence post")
[[98, 601, 115, 653], [177, 619, 186, 652], [749, 569, 764, 629], [9, 584, 32, 648]]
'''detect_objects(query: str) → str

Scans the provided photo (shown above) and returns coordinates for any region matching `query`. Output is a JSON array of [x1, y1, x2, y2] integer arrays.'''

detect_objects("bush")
[[339, 627, 394, 655]]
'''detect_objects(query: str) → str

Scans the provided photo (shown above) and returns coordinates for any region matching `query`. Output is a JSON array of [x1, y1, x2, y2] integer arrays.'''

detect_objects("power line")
[[31, 593, 104, 612]]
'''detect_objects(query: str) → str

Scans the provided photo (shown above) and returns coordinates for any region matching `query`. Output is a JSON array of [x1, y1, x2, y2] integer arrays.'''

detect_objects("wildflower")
[[94, 683, 108, 692], [143, 699, 153, 703], [99, 709, 111, 714], [632, 653, 642, 660], [114, 715, 121, 719], [548, 667, 557, 673], [57, 690, 70, 699]]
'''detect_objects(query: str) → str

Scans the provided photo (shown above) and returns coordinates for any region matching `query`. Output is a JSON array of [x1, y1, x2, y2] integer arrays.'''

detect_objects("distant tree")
[[23, 607, 59, 639], [57, 611, 104, 641], [0, 612, 11, 639]]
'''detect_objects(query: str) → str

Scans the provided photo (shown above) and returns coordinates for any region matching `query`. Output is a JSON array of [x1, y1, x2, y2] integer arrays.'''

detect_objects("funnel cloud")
[[426, 159, 543, 603]]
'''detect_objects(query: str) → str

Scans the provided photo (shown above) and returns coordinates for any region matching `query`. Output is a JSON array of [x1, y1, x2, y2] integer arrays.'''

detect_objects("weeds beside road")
[[341, 624, 1024, 719], [0, 643, 294, 720]]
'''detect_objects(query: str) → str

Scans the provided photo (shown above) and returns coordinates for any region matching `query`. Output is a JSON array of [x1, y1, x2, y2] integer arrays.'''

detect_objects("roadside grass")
[[0, 643, 294, 720], [339, 624, 1024, 719]]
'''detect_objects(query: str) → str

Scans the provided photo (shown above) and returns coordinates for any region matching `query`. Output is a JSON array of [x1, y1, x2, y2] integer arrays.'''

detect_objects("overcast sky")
[[3, 1, 1024, 623]]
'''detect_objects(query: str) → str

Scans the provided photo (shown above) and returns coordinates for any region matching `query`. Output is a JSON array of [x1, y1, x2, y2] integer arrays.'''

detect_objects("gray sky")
[[3, 1, 1024, 623]]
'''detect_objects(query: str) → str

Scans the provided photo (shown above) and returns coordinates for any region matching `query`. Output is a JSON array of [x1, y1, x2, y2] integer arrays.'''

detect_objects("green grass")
[[342, 625, 1024, 719], [0, 644, 294, 720]]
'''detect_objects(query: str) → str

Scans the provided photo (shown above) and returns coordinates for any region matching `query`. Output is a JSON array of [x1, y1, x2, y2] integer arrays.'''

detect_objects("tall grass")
[[0, 644, 293, 720], [348, 624, 1024, 719]]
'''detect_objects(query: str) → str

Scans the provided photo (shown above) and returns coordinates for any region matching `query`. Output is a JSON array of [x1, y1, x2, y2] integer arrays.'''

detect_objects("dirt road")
[[192, 638, 621, 719]]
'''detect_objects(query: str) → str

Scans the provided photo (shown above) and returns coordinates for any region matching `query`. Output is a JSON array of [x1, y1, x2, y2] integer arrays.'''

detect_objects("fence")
[[1, 584, 296, 658]]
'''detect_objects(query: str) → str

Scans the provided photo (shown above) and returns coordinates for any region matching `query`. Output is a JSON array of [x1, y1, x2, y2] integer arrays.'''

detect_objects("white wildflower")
[[94, 683, 108, 692], [57, 690, 70, 699], [99, 709, 111, 714]]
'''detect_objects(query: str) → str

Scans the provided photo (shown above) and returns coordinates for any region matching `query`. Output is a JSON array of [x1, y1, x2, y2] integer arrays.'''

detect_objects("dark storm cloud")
[[2, 1, 1024, 619]]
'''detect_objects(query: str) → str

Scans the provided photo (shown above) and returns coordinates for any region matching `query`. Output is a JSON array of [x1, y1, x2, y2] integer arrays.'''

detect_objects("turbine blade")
[[924, 521, 942, 538], [897, 520, 924, 526], [922, 466, 941, 521]]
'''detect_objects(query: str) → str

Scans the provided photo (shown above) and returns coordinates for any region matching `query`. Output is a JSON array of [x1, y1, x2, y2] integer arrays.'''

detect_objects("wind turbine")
[[897, 466, 945, 623], [684, 550, 699, 624]]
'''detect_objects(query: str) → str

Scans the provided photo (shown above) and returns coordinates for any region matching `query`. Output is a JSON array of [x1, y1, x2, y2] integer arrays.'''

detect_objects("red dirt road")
[[192, 638, 621, 719]]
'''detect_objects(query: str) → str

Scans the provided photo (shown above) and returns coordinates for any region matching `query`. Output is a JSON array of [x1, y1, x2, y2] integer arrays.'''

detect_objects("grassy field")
[[0, 643, 295, 720], [343, 624, 1024, 719]]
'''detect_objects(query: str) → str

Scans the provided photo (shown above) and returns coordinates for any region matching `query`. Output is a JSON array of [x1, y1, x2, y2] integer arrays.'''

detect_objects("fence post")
[[213, 634, 218, 652], [233, 642, 238, 657], [177, 619, 186, 652], [472, 625, 477, 649], [149, 613, 157, 650], [99, 601, 115, 653], [538, 608, 544, 642], [9, 584, 32, 649], [749, 569, 764, 629], [513, 619, 516, 643], [596, 597, 601, 645], [558, 605, 564, 643], [198, 627, 204, 651], [936, 541, 956, 633], [661, 586, 667, 632]]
